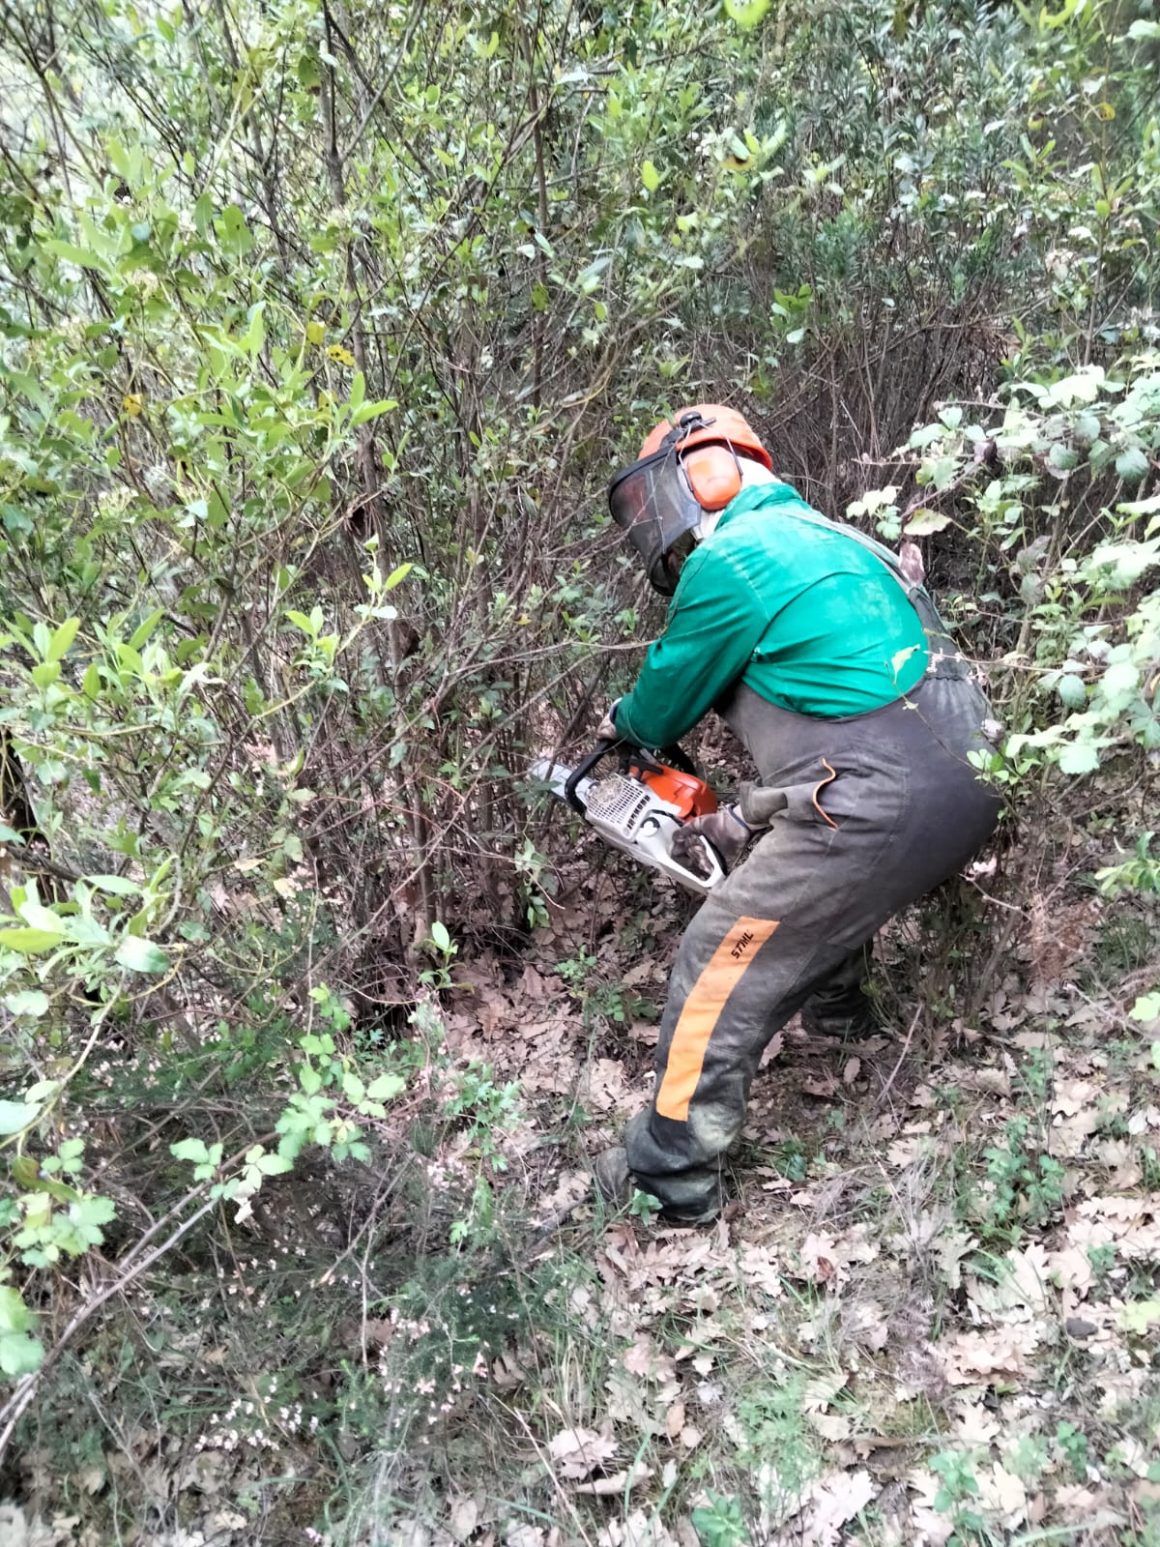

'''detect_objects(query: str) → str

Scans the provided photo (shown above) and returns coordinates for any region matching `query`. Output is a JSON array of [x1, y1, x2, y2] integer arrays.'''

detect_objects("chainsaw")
[[529, 740, 726, 895]]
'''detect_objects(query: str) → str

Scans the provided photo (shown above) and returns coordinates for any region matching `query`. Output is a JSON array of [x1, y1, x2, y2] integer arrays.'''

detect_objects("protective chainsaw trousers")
[[623, 674, 1001, 1222]]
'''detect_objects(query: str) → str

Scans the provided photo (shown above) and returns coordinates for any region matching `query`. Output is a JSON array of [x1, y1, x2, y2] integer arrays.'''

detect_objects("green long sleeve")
[[614, 545, 766, 749]]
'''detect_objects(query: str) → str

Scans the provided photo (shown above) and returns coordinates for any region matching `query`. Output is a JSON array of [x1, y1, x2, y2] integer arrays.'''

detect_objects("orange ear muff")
[[681, 444, 742, 511]]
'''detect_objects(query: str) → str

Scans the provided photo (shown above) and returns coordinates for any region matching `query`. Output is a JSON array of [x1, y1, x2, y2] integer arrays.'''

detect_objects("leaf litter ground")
[[7, 846, 1160, 1547], [414, 854, 1160, 1547]]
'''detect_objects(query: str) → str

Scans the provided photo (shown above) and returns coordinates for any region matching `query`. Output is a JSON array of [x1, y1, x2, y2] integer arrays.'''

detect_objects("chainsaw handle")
[[564, 739, 618, 813], [659, 743, 698, 777], [664, 832, 728, 893]]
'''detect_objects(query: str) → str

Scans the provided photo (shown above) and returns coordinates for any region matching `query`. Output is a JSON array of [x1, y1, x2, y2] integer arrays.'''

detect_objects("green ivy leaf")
[[0, 1100, 40, 1136], [46, 618, 80, 662], [1117, 492, 1160, 517], [351, 397, 398, 426], [1118, 1300, 1160, 1334], [0, 1287, 33, 1334], [1056, 674, 1087, 709], [115, 935, 169, 973], [72, 1195, 115, 1229], [1115, 447, 1149, 482], [0, 928, 63, 954], [86, 874, 141, 896], [44, 239, 105, 272], [285, 609, 319, 636], [366, 1072, 405, 1102], [1048, 444, 1080, 473], [904, 509, 952, 536], [171, 1137, 210, 1164], [3, 990, 50, 1018], [1098, 659, 1141, 710], [723, 0, 772, 27], [0, 1329, 44, 1376], [1057, 741, 1101, 776], [1129, 992, 1160, 1024], [641, 159, 661, 193]]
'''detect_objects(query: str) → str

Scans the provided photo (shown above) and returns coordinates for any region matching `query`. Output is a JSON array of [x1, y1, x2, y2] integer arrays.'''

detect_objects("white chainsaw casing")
[[529, 760, 725, 896]]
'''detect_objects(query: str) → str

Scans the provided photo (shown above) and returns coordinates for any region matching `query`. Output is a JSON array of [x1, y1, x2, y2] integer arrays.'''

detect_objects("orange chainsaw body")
[[632, 759, 718, 820]]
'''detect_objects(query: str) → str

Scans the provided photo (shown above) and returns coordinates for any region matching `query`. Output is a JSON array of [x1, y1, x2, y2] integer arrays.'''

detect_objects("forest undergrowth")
[[1, 0, 1159, 1542], [7, 825, 1160, 1547]]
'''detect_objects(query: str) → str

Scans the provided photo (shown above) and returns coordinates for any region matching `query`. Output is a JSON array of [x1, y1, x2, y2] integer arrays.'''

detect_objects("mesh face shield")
[[607, 448, 704, 596]]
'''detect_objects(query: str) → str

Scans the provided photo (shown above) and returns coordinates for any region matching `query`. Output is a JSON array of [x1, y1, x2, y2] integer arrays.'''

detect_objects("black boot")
[[799, 984, 882, 1039]]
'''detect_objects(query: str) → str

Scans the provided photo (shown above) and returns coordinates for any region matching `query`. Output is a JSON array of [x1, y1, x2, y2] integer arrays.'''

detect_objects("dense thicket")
[[0, 0, 1157, 1536]]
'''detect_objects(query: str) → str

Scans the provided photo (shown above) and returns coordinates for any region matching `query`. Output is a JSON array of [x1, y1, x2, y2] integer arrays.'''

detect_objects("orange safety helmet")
[[608, 405, 772, 594], [637, 403, 772, 469]]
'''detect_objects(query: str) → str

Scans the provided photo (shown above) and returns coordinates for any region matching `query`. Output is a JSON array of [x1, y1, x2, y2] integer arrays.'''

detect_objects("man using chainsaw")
[[592, 404, 1000, 1224]]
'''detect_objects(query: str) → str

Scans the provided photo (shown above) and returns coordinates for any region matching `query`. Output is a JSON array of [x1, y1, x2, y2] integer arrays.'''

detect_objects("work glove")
[[671, 804, 760, 877], [596, 699, 621, 742]]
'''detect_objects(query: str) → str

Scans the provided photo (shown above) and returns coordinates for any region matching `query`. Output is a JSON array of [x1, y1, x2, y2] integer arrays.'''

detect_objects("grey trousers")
[[624, 675, 1002, 1220]]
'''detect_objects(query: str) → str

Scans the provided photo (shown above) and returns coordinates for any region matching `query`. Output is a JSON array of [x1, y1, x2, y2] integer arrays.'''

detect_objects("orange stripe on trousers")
[[655, 916, 780, 1122]]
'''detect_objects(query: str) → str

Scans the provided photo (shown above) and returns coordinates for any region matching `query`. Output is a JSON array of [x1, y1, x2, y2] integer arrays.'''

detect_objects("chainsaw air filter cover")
[[584, 772, 654, 836]]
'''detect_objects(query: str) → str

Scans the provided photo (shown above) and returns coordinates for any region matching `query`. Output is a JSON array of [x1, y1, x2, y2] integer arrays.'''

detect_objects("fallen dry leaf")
[[1052, 1484, 1126, 1531], [623, 1336, 657, 1378], [940, 1325, 1040, 1386], [809, 1410, 853, 1441], [572, 1462, 652, 1496], [799, 1232, 840, 1285], [801, 1071, 840, 1098], [967, 1243, 1052, 1321], [842, 1297, 890, 1351], [761, 1466, 877, 1545], [802, 1370, 848, 1413], [887, 1136, 926, 1166], [548, 1426, 617, 1479], [977, 1462, 1027, 1527], [595, 1509, 679, 1547], [491, 1350, 527, 1390], [736, 1242, 783, 1300], [936, 1227, 976, 1291], [951, 1396, 1001, 1444], [448, 1497, 480, 1542], [506, 1526, 546, 1547]]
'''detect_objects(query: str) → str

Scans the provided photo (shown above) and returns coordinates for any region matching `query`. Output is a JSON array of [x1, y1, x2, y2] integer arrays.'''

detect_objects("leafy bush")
[[0, 0, 1158, 1534]]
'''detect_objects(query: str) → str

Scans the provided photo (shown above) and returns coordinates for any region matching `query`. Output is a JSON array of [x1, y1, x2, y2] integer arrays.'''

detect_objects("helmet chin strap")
[[693, 455, 774, 540]]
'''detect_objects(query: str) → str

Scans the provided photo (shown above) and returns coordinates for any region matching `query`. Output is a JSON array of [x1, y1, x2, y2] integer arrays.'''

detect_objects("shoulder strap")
[[778, 504, 923, 604], [779, 505, 972, 681]]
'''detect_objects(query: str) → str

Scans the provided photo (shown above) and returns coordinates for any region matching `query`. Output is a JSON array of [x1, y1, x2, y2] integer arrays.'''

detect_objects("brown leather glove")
[[670, 804, 760, 877]]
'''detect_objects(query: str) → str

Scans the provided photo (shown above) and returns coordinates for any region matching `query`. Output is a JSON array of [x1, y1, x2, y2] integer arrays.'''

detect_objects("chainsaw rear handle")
[[563, 738, 700, 814]]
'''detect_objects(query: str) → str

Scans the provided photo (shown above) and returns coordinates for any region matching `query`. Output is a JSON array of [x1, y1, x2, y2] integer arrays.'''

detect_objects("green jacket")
[[614, 480, 928, 750]]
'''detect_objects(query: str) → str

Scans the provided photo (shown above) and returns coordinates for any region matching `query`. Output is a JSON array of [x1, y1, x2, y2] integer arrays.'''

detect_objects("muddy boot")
[[591, 1146, 632, 1210], [592, 1145, 723, 1225]]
